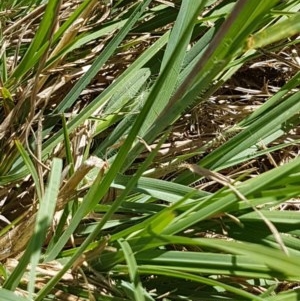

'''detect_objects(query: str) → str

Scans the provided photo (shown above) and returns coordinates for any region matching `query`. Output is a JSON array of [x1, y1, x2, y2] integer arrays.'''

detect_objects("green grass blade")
[[7, 32, 169, 179], [246, 13, 300, 50], [266, 290, 300, 301], [36, 131, 168, 301], [118, 238, 146, 301], [42, 65, 150, 158], [52, 0, 152, 115], [164, 155, 300, 235], [15, 140, 42, 202], [239, 71, 300, 127], [112, 174, 209, 203], [197, 238, 300, 279], [46, 19, 127, 69], [135, 250, 279, 279], [122, 0, 280, 171], [115, 265, 265, 301], [9, 0, 62, 82], [0, 289, 29, 301], [138, 0, 206, 136], [3, 158, 62, 291], [177, 88, 300, 184], [128, 234, 300, 280], [27, 158, 62, 299], [45, 129, 169, 262]]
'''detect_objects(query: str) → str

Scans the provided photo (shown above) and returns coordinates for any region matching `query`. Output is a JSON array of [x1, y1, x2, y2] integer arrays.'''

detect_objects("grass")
[[1, 0, 300, 300]]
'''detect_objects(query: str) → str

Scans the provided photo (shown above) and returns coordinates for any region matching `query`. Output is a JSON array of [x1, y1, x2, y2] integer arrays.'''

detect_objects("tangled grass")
[[1, 0, 300, 300]]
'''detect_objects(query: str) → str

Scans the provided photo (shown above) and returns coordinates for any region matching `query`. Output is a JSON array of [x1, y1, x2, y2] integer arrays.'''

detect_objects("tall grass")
[[1, 0, 300, 300]]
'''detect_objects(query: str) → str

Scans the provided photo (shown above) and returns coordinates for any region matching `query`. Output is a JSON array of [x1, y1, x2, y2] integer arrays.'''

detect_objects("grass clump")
[[1, 0, 300, 300]]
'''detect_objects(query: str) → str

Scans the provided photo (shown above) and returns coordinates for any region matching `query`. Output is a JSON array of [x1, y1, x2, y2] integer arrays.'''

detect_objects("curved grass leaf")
[[118, 238, 146, 301], [114, 265, 265, 301]]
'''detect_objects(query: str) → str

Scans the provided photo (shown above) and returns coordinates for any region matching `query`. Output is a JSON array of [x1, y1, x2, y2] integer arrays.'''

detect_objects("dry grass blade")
[[0, 156, 105, 262]]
